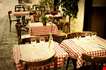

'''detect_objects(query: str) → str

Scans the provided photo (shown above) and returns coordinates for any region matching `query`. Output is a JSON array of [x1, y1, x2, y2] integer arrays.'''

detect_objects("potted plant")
[[41, 16, 48, 26], [60, 0, 79, 32]]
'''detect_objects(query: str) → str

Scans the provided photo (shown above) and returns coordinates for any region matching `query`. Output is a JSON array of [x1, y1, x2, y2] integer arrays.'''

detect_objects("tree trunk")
[[69, 16, 71, 32]]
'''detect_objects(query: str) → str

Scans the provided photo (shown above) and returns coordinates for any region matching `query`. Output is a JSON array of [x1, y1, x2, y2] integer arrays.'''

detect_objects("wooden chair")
[[32, 5, 45, 12], [52, 34, 66, 43], [32, 5, 45, 17], [15, 19, 30, 44], [30, 31, 66, 43], [67, 31, 97, 39], [8, 11, 17, 32], [52, 31, 67, 43], [8, 5, 25, 32], [39, 6, 45, 15], [15, 4, 29, 26], [15, 5, 25, 12], [30, 35, 49, 43], [15, 4, 26, 20], [30, 5, 42, 22], [81, 54, 106, 70], [32, 5, 39, 11]]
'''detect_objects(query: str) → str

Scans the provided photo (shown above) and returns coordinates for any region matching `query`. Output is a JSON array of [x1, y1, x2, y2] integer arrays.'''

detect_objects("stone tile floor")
[[0, 0, 18, 70], [0, 15, 18, 70]]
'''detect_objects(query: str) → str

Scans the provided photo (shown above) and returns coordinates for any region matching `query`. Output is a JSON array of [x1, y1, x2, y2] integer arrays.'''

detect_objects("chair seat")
[[52, 31, 67, 43], [21, 34, 31, 39], [21, 34, 34, 44]]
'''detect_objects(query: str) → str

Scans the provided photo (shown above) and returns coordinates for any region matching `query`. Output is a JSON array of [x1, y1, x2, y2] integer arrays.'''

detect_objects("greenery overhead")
[[54, 0, 61, 10], [61, 0, 79, 18], [60, 0, 79, 32], [40, 0, 53, 10]]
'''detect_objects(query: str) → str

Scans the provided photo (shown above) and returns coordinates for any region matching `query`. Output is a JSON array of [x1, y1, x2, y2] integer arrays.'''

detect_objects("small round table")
[[19, 43, 56, 70]]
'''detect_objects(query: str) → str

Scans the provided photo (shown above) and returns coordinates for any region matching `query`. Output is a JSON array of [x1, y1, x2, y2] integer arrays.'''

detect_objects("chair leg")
[[72, 58, 77, 70], [8, 11, 12, 32], [66, 57, 70, 70], [54, 57, 57, 70], [97, 63, 103, 70], [10, 21, 12, 32]]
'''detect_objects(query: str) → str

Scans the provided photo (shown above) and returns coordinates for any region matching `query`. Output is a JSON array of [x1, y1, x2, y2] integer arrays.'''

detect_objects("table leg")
[[72, 58, 77, 70], [66, 57, 70, 70], [54, 57, 57, 70], [66, 57, 77, 70]]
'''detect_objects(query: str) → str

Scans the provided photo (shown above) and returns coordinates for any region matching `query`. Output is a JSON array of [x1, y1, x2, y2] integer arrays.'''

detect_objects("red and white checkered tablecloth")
[[60, 36, 106, 68], [12, 42, 68, 70], [28, 22, 59, 36]]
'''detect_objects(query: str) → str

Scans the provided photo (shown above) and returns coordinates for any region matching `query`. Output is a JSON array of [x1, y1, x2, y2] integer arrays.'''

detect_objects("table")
[[60, 36, 106, 69], [12, 41, 68, 70], [28, 22, 59, 36], [13, 11, 30, 16]]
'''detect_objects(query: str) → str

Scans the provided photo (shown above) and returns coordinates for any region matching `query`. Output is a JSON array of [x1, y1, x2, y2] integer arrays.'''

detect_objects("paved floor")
[[0, 0, 18, 70]]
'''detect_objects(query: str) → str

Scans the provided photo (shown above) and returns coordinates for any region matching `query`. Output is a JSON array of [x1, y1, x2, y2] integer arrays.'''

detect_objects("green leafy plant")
[[60, 0, 79, 32], [61, 0, 79, 17], [41, 16, 48, 26]]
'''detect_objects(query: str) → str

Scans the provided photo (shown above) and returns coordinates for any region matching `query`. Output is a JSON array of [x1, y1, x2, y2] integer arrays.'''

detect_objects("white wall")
[[71, 0, 85, 32], [31, 0, 40, 4]]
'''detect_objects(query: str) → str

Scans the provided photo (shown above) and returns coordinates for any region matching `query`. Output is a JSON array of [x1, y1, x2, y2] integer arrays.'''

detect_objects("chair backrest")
[[32, 4, 39, 11], [93, 56, 106, 63], [52, 34, 66, 43], [67, 31, 97, 39], [39, 6, 45, 15], [32, 5, 45, 16], [15, 5, 25, 12], [31, 35, 49, 43], [82, 54, 106, 70], [8, 11, 17, 32], [15, 20, 30, 44], [8, 11, 12, 23]]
